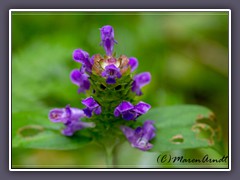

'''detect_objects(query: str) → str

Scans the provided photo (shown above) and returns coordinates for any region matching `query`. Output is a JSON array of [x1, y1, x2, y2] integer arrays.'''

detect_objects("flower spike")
[[49, 25, 155, 151]]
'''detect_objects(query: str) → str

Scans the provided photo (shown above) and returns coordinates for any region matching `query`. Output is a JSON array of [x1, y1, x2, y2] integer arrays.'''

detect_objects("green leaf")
[[137, 105, 223, 153], [12, 110, 62, 137], [12, 129, 92, 150], [12, 110, 92, 150]]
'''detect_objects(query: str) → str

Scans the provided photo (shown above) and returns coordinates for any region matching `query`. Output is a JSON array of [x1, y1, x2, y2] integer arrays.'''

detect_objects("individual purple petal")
[[101, 64, 122, 84], [132, 72, 151, 96], [128, 57, 138, 72], [120, 120, 156, 151], [100, 25, 117, 56], [82, 108, 92, 118], [70, 69, 82, 86], [49, 105, 84, 124], [121, 111, 136, 121], [70, 69, 90, 93], [95, 106, 102, 115], [73, 49, 89, 62], [114, 101, 134, 117], [82, 97, 101, 117], [90, 55, 95, 65], [134, 101, 151, 115], [113, 109, 120, 117], [65, 106, 85, 121], [115, 101, 134, 113], [72, 49, 92, 73], [82, 97, 99, 108], [62, 121, 95, 136], [142, 120, 156, 141], [120, 126, 135, 141]]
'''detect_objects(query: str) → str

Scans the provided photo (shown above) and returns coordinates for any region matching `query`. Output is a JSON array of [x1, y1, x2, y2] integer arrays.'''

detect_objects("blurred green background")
[[12, 11, 229, 168]]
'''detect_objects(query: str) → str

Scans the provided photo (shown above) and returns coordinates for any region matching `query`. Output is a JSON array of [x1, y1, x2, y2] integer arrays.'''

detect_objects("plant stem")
[[105, 145, 114, 168], [101, 138, 121, 168]]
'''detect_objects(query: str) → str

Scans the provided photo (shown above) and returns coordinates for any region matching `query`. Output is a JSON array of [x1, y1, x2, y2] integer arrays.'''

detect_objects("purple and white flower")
[[49, 105, 95, 136], [120, 120, 155, 151], [82, 97, 102, 117]]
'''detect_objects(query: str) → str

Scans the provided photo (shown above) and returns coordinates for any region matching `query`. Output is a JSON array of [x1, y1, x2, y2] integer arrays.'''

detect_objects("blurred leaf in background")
[[11, 11, 229, 168]]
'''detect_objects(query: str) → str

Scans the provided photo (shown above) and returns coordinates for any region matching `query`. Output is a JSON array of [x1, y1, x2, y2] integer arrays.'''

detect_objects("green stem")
[[105, 145, 114, 168], [100, 138, 121, 168]]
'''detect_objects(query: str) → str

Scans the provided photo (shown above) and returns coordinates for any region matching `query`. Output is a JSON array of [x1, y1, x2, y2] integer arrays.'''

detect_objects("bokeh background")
[[12, 11, 229, 168]]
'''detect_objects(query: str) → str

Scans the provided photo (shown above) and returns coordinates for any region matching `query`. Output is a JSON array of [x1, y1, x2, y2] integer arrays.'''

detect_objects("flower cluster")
[[49, 25, 155, 151]]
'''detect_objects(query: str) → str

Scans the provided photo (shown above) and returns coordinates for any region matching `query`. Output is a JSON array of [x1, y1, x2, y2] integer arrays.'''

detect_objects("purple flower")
[[100, 25, 117, 56], [70, 68, 90, 93], [62, 120, 95, 136], [132, 72, 151, 96], [49, 105, 83, 123], [49, 105, 95, 136], [114, 101, 151, 121], [114, 101, 135, 120], [120, 120, 155, 151], [72, 49, 93, 73], [134, 101, 152, 115], [128, 57, 138, 72], [101, 64, 122, 84], [82, 97, 102, 117]]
